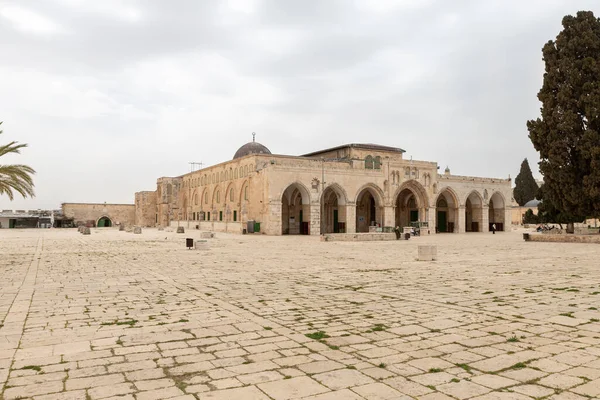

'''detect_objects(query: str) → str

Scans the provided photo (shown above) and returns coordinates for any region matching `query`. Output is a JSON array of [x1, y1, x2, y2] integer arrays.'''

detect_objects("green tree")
[[0, 122, 36, 200], [536, 185, 585, 229], [527, 11, 600, 220], [513, 158, 539, 206], [522, 209, 539, 224]]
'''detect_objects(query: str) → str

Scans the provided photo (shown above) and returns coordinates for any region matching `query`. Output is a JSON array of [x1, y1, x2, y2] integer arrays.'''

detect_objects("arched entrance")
[[489, 192, 506, 232], [97, 216, 112, 227], [282, 183, 311, 235], [356, 186, 383, 232], [395, 181, 429, 229], [321, 185, 347, 234], [436, 189, 459, 233], [465, 191, 483, 232]]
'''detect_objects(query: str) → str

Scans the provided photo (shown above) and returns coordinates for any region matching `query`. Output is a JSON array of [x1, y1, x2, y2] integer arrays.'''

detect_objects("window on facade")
[[374, 156, 382, 170], [207, 212, 211, 221], [219, 211, 223, 221], [244, 186, 248, 200], [405, 167, 410, 177], [365, 155, 374, 169], [194, 194, 198, 205], [216, 191, 220, 203], [233, 210, 237, 222], [230, 188, 234, 202]]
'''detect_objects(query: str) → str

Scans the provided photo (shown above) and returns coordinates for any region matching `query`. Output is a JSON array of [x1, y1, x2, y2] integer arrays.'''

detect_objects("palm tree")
[[0, 121, 36, 200]]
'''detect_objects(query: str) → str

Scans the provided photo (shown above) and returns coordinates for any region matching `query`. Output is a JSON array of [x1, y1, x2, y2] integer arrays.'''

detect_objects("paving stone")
[[198, 385, 271, 399], [258, 376, 330, 399], [313, 368, 374, 390], [351, 382, 411, 399]]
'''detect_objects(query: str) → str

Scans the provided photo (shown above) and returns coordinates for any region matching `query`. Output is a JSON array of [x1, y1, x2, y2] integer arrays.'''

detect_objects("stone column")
[[504, 209, 511, 232], [346, 203, 357, 233], [268, 201, 282, 235], [482, 206, 489, 233], [428, 207, 435, 234], [383, 206, 395, 228], [310, 203, 321, 235], [458, 206, 466, 233]]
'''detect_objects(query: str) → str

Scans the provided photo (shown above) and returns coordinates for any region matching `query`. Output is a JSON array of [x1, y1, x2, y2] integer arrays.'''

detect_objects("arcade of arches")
[[280, 181, 508, 235]]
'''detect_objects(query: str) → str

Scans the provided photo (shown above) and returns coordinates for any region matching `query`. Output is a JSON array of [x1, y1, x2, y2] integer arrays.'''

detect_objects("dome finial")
[[252, 132, 256, 142]]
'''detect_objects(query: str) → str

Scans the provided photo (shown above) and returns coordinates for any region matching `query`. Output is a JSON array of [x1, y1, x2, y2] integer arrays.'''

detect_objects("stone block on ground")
[[195, 240, 209, 250], [200, 232, 215, 239], [418, 245, 437, 261], [134, 227, 142, 234], [177, 227, 185, 234], [82, 227, 91, 235]]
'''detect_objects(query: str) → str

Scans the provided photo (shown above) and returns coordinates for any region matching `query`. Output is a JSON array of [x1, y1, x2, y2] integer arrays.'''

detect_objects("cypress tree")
[[527, 11, 600, 219], [513, 158, 539, 206]]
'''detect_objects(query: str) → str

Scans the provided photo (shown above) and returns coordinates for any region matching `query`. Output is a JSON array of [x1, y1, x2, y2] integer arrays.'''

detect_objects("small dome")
[[524, 199, 541, 208], [233, 141, 271, 159]]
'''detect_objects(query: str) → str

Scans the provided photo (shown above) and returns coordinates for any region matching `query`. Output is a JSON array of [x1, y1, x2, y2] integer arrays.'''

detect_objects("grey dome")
[[233, 141, 271, 159], [524, 199, 541, 208]]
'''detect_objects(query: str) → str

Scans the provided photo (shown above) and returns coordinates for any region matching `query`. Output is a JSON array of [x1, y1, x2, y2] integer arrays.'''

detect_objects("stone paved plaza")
[[1, 229, 600, 400]]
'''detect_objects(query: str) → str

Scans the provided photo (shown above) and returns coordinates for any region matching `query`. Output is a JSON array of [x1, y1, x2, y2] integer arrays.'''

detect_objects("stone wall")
[[525, 234, 600, 244], [135, 191, 157, 227], [62, 203, 135, 227]]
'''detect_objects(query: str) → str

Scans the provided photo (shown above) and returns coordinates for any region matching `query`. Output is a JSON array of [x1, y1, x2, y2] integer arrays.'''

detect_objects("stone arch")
[[320, 183, 348, 234], [488, 191, 506, 232], [355, 183, 385, 232], [97, 216, 112, 227], [435, 187, 460, 233], [281, 182, 312, 235], [465, 190, 484, 232], [394, 180, 429, 228]]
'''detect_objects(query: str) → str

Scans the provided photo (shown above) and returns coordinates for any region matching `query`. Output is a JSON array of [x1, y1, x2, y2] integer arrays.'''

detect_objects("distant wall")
[[62, 203, 135, 227], [135, 191, 157, 227]]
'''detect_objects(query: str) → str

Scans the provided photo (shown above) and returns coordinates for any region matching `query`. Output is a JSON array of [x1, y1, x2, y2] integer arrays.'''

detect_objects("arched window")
[[374, 156, 381, 169], [216, 190, 220, 203], [204, 192, 208, 204], [365, 155, 374, 169], [244, 186, 248, 200], [405, 167, 410, 177], [230, 188, 234, 202], [437, 197, 448, 208]]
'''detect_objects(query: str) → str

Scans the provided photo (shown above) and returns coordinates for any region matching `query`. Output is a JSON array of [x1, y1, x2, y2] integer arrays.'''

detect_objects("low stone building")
[[135, 140, 512, 235], [62, 203, 135, 227]]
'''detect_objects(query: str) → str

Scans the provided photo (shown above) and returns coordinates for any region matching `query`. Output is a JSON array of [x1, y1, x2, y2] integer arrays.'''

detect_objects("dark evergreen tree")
[[513, 158, 538, 206], [527, 11, 600, 220], [536, 185, 585, 229], [522, 209, 539, 224]]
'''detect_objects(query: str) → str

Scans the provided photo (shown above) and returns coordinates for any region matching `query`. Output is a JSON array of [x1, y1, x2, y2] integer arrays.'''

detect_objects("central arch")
[[355, 184, 384, 232], [435, 188, 459, 233], [465, 191, 484, 232], [394, 180, 429, 228], [320, 184, 347, 234], [282, 182, 311, 235], [97, 216, 112, 227]]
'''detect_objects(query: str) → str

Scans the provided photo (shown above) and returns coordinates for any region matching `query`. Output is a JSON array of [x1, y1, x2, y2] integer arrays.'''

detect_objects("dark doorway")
[[437, 211, 447, 232], [97, 217, 112, 227], [333, 210, 339, 233]]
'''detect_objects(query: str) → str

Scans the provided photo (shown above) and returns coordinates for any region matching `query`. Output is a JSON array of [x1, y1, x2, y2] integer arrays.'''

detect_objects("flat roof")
[[302, 143, 406, 157]]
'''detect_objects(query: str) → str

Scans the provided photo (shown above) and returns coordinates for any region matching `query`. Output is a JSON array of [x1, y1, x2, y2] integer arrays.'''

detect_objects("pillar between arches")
[[346, 203, 356, 233], [458, 206, 466, 233]]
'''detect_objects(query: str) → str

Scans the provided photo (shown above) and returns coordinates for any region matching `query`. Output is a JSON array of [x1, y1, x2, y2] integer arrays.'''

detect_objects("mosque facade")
[[133, 139, 512, 235]]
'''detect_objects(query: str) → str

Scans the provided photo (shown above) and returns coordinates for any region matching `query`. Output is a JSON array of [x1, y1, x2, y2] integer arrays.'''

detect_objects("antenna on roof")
[[252, 132, 256, 142], [189, 161, 204, 172]]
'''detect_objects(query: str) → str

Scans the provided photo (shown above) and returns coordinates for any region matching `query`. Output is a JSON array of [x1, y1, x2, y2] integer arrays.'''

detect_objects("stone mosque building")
[[119, 137, 511, 236]]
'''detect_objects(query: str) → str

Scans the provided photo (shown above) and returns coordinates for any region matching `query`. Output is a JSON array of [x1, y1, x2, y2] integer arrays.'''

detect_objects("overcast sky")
[[0, 0, 596, 210]]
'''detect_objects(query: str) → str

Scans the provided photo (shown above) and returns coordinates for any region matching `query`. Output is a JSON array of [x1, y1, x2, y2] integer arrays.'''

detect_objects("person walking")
[[492, 223, 496, 234]]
